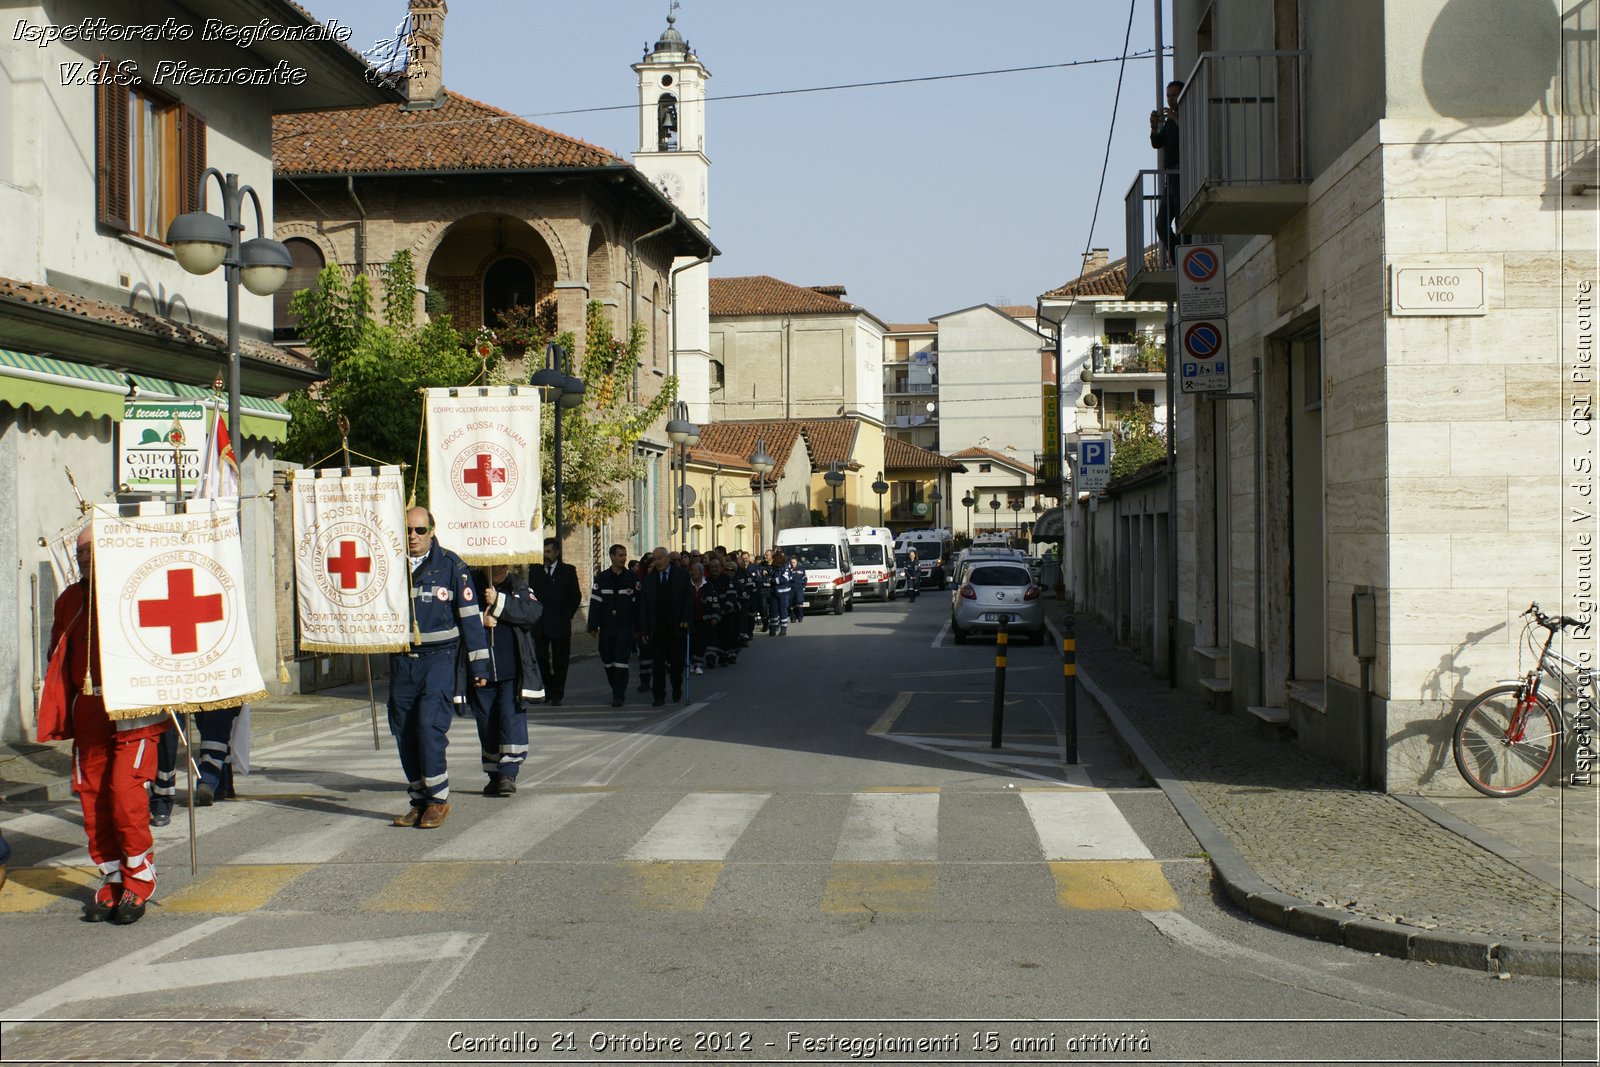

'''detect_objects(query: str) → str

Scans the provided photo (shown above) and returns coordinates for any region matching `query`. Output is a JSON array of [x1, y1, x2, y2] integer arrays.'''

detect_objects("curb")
[[1075, 665, 1597, 980]]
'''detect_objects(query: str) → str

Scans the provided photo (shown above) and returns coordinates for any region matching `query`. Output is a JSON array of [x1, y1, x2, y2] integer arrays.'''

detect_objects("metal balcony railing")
[[1124, 169, 1177, 295], [1564, 0, 1599, 180], [1177, 50, 1309, 233]]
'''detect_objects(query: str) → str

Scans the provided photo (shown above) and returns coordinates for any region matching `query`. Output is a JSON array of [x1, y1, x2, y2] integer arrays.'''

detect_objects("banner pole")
[[339, 415, 383, 751], [171, 709, 199, 876]]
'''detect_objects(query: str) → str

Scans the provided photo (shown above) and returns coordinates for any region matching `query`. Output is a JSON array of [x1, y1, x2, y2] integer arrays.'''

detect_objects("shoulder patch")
[[461, 583, 474, 602]]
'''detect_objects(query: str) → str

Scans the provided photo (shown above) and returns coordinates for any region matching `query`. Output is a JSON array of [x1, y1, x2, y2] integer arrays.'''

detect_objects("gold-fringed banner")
[[93, 503, 269, 720], [293, 466, 411, 654], [425, 386, 543, 565]]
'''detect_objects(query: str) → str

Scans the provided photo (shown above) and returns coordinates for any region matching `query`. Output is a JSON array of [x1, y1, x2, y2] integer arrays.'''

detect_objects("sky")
[[301, 0, 1174, 325]]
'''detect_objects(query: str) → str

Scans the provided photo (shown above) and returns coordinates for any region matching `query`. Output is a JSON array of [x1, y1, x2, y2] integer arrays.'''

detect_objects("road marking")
[[834, 791, 939, 861], [341, 933, 487, 1062], [426, 791, 609, 861], [625, 792, 769, 861], [822, 862, 937, 913], [1049, 860, 1178, 910], [162, 864, 314, 913], [877, 732, 1072, 785], [366, 861, 479, 912], [621, 861, 723, 911], [868, 692, 913, 735], [0, 865, 95, 913], [0, 811, 88, 847], [931, 620, 950, 647], [1022, 791, 1153, 859], [522, 699, 711, 787], [232, 808, 382, 864]]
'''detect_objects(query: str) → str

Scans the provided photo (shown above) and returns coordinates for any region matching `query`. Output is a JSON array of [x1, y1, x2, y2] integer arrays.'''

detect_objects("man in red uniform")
[[39, 527, 168, 924]]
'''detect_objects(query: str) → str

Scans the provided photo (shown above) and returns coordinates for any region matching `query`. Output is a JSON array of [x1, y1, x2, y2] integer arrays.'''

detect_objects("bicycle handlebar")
[[1523, 602, 1587, 632]]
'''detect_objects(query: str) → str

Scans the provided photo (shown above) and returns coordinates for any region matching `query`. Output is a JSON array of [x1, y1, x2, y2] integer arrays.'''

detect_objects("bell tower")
[[632, 9, 712, 420]]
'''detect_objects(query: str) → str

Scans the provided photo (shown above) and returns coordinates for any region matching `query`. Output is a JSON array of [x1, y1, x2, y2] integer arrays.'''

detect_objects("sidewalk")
[[1052, 605, 1598, 980]]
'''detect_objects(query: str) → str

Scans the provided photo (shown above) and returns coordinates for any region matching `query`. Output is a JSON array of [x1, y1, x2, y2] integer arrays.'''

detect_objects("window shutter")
[[95, 67, 130, 230], [178, 108, 207, 214]]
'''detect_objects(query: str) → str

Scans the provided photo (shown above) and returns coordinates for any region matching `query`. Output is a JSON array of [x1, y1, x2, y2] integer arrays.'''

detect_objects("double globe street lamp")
[[871, 471, 889, 526], [666, 401, 700, 549], [530, 345, 585, 544], [823, 463, 845, 525], [749, 437, 775, 552], [989, 495, 1001, 534], [962, 493, 976, 537], [167, 169, 292, 452]]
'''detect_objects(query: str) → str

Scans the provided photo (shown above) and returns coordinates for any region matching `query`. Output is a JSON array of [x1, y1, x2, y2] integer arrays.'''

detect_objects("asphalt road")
[[0, 593, 1592, 1065]]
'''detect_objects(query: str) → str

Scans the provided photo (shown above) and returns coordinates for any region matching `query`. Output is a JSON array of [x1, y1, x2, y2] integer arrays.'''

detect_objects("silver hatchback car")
[[951, 560, 1044, 644]]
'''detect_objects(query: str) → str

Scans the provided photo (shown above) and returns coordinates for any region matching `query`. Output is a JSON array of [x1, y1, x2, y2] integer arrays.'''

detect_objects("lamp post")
[[665, 400, 699, 549], [989, 495, 1000, 534], [167, 169, 291, 454], [962, 493, 975, 537], [531, 344, 585, 543], [929, 487, 943, 531], [1010, 497, 1024, 537], [749, 437, 775, 553], [1031, 499, 1043, 542], [871, 471, 889, 526], [823, 463, 845, 525]]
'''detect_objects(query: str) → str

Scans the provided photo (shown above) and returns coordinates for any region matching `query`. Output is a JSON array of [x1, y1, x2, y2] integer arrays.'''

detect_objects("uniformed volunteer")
[[470, 563, 544, 796], [587, 544, 641, 707]]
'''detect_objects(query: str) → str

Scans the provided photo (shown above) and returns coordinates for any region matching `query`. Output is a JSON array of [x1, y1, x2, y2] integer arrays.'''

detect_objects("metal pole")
[[341, 422, 382, 752], [1063, 615, 1078, 765], [223, 174, 242, 453], [991, 616, 1009, 748], [554, 400, 564, 544]]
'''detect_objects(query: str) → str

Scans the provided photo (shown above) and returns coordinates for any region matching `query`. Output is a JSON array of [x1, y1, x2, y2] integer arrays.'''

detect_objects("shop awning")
[[0, 348, 128, 421], [1031, 506, 1065, 544], [129, 375, 291, 443]]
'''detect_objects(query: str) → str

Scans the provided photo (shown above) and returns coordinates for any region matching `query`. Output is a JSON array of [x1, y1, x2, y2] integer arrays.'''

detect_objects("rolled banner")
[[93, 503, 268, 719], [293, 466, 411, 654], [425, 386, 543, 564]]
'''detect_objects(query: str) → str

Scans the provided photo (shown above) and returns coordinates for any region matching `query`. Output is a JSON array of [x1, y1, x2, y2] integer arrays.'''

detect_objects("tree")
[[282, 251, 489, 501], [1109, 401, 1167, 481], [541, 301, 677, 531]]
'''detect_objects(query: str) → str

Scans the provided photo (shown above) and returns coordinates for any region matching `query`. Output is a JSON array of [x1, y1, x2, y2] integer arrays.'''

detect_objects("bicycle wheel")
[[1452, 685, 1563, 798]]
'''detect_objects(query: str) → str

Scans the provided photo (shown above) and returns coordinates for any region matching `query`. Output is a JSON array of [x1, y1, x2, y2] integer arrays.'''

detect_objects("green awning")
[[0, 349, 127, 421], [128, 375, 291, 443]]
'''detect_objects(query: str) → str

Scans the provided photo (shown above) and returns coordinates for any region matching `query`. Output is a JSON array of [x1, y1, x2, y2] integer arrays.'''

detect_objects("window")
[[483, 257, 535, 328], [97, 74, 204, 239], [895, 338, 909, 358], [1103, 317, 1137, 343], [274, 239, 326, 340], [978, 463, 991, 473]]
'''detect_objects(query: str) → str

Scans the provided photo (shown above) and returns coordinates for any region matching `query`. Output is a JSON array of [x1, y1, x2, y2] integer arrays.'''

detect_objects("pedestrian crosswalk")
[[0, 782, 1181, 917]]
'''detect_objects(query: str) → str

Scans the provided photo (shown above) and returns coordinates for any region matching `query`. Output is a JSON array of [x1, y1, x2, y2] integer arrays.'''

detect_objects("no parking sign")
[[1177, 243, 1227, 318], [1179, 319, 1230, 394]]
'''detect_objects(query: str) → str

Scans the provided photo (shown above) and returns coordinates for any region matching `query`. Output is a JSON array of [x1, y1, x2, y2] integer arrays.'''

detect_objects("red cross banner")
[[425, 386, 543, 565], [91, 505, 268, 719], [292, 467, 410, 654]]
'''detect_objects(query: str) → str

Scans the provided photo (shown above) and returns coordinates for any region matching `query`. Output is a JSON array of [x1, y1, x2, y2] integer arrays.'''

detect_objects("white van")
[[845, 526, 898, 602], [775, 526, 855, 614], [894, 528, 954, 590]]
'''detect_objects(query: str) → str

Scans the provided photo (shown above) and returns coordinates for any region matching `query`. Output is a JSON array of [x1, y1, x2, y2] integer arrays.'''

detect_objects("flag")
[[191, 412, 240, 501], [292, 466, 411, 654], [44, 528, 82, 589], [91, 504, 267, 719], [425, 386, 542, 564]]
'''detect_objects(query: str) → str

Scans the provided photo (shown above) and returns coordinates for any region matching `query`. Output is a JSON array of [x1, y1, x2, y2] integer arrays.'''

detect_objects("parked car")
[[951, 560, 1044, 644], [951, 547, 1027, 590]]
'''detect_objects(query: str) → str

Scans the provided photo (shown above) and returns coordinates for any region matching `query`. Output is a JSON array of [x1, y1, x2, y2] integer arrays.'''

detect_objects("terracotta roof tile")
[[686, 446, 754, 471], [887, 323, 936, 334], [996, 305, 1037, 319], [0, 276, 314, 373], [694, 418, 864, 475], [948, 445, 1037, 475], [273, 89, 624, 176], [1041, 246, 1162, 299], [883, 437, 967, 472], [797, 419, 859, 469], [710, 276, 863, 317]]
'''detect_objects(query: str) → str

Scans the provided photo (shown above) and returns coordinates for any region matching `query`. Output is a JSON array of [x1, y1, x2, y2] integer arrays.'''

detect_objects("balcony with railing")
[[1083, 342, 1165, 383], [1177, 50, 1309, 234], [1124, 170, 1176, 301], [885, 379, 936, 396]]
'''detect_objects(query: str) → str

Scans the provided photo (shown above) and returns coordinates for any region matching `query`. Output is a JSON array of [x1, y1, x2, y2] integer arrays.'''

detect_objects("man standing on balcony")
[[1150, 79, 1183, 260]]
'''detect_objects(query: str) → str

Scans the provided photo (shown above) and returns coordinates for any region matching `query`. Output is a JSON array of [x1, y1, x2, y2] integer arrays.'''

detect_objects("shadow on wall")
[[1391, 617, 1510, 788]]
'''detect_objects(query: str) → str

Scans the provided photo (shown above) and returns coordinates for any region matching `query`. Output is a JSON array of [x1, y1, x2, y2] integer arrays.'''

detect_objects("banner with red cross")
[[92, 504, 269, 719], [292, 467, 410, 654], [425, 386, 542, 565]]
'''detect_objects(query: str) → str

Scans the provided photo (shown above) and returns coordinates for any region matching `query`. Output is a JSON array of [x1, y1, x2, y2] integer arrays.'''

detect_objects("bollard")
[[991, 615, 1009, 749], [1063, 614, 1078, 766]]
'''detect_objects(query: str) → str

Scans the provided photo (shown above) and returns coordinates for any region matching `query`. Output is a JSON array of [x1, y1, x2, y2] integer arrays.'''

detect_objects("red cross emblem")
[[461, 453, 506, 498], [137, 567, 224, 655], [325, 539, 372, 590]]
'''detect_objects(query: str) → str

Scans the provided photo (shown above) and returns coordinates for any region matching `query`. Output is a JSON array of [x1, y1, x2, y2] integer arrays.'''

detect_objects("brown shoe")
[[417, 802, 450, 829], [392, 805, 424, 827]]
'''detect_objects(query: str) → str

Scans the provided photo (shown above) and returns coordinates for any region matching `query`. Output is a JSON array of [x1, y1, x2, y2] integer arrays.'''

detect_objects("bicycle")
[[1452, 603, 1592, 798]]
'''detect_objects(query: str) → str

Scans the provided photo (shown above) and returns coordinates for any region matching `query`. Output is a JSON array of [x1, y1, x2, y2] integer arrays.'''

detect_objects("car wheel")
[[832, 591, 843, 615], [845, 593, 854, 613], [951, 621, 968, 644], [1031, 628, 1046, 646]]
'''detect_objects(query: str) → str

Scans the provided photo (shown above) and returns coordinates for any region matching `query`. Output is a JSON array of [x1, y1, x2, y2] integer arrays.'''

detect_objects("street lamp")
[[961, 492, 975, 537], [531, 344, 584, 543], [167, 169, 291, 451], [988, 495, 1000, 533], [871, 471, 889, 526], [823, 463, 845, 525], [1010, 497, 1024, 537], [749, 437, 775, 553], [665, 400, 699, 549], [929, 487, 943, 530]]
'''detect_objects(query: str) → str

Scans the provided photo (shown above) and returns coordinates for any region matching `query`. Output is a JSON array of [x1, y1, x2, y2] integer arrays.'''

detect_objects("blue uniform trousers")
[[388, 648, 456, 804], [195, 707, 237, 796], [150, 726, 179, 815], [468, 679, 527, 781], [597, 630, 635, 701]]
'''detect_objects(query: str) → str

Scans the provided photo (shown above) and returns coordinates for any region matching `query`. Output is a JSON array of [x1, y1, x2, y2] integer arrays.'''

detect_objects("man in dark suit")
[[636, 545, 693, 707], [529, 535, 581, 706]]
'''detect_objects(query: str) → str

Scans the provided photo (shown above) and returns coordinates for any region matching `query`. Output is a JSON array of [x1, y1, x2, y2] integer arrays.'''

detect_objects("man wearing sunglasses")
[[389, 507, 490, 829]]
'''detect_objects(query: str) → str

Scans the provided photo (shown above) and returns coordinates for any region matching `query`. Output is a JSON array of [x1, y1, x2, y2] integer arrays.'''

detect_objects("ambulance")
[[845, 526, 898, 602], [774, 526, 855, 614]]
